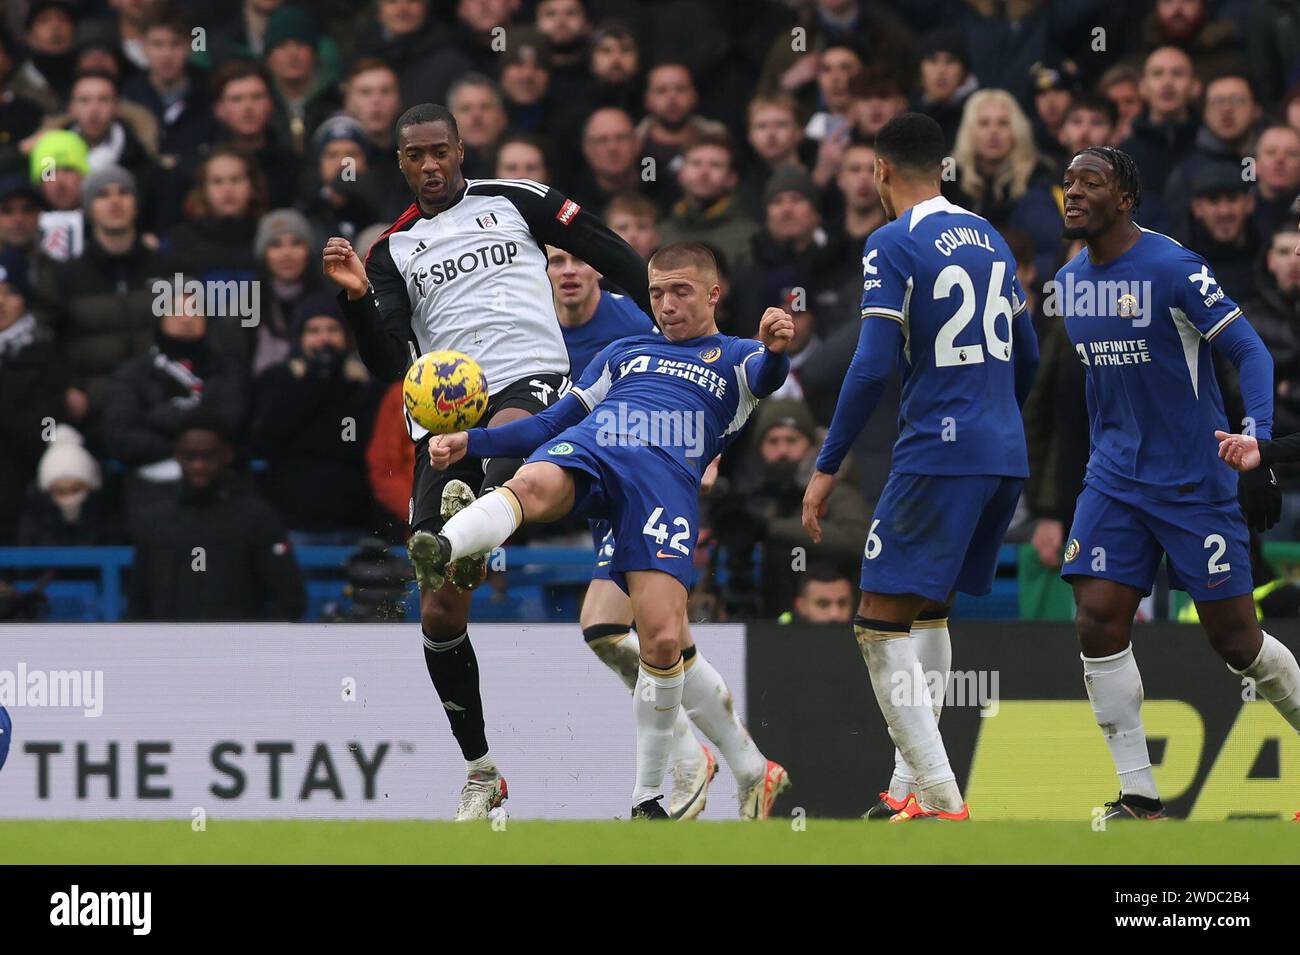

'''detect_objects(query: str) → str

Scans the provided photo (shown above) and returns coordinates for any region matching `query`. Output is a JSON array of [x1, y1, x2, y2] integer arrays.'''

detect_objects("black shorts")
[[410, 372, 571, 533]]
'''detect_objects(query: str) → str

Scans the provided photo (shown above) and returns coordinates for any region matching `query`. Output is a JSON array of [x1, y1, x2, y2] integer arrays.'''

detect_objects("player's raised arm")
[[743, 307, 795, 396], [481, 179, 652, 317], [325, 234, 414, 382]]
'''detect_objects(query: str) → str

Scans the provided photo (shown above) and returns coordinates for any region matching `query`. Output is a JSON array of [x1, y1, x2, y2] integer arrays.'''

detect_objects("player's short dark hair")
[[1066, 93, 1118, 126], [396, 103, 460, 143], [1074, 145, 1143, 211], [873, 112, 946, 177], [649, 241, 718, 282]]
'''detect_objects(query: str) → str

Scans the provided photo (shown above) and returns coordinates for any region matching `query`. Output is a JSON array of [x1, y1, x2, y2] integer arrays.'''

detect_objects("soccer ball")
[[403, 350, 489, 434]]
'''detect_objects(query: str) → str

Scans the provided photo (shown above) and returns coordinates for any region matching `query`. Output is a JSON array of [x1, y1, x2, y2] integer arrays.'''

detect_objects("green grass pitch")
[[2, 820, 1297, 864]]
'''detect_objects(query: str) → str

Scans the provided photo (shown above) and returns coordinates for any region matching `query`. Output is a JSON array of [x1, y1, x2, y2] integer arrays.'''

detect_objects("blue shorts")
[[1061, 485, 1252, 601], [862, 472, 1023, 602], [590, 520, 614, 582], [525, 432, 698, 595]]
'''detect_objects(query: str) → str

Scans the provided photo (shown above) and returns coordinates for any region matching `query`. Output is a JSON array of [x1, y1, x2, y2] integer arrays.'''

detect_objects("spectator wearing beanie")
[[262, 5, 342, 155], [19, 425, 120, 546], [250, 292, 383, 545], [253, 208, 321, 376], [910, 30, 977, 151], [299, 115, 381, 247], [11, 0, 80, 114], [101, 282, 249, 527], [729, 164, 845, 339], [37, 164, 162, 429], [0, 246, 68, 543], [29, 129, 89, 262]]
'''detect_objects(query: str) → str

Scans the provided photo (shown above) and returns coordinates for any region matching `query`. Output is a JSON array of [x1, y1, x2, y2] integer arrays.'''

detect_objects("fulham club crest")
[[475, 212, 498, 229]]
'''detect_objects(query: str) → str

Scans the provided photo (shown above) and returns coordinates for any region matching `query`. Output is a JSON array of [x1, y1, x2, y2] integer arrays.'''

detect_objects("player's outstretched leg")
[[581, 580, 714, 820], [1073, 578, 1166, 821], [867, 607, 951, 820], [626, 570, 689, 819], [855, 593, 967, 821], [679, 639, 787, 819], [419, 579, 504, 821], [1197, 597, 1300, 731]]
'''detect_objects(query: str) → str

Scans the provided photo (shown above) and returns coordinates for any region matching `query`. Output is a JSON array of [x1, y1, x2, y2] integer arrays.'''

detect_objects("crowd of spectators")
[[2, 0, 1300, 623]]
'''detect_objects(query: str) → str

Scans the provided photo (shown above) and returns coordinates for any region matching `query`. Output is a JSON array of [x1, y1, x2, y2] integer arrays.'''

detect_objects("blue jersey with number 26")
[[861, 196, 1030, 478]]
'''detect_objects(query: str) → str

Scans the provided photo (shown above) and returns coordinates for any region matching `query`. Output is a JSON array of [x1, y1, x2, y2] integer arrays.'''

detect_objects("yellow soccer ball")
[[402, 350, 489, 434]]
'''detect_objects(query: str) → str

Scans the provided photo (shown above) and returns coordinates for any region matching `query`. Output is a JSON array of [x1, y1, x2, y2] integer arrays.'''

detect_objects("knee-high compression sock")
[[1082, 645, 1158, 800], [584, 624, 699, 765], [855, 616, 963, 812], [423, 628, 490, 766], [1230, 631, 1300, 731], [889, 614, 952, 802], [442, 487, 523, 560], [631, 655, 685, 806], [680, 644, 766, 789]]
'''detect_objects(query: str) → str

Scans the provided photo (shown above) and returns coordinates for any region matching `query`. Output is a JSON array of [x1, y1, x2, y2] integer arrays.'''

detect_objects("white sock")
[[889, 620, 951, 801], [1231, 631, 1300, 731], [590, 628, 700, 765], [857, 622, 962, 812], [1082, 645, 1159, 800], [631, 659, 685, 806], [682, 648, 766, 789], [466, 753, 496, 776], [442, 489, 521, 560]]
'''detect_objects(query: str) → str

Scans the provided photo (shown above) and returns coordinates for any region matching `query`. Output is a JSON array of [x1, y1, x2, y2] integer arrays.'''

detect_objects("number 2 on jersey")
[[933, 261, 1014, 368]]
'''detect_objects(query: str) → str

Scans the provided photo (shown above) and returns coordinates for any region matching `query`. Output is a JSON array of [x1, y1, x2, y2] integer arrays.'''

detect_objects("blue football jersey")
[[860, 196, 1030, 477], [1060, 228, 1249, 505], [568, 333, 771, 482], [561, 290, 657, 375]]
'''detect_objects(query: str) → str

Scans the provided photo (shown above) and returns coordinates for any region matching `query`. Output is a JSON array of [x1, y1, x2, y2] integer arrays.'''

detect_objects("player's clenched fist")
[[428, 432, 469, 470], [1214, 430, 1261, 472], [758, 307, 795, 353], [322, 236, 369, 300]]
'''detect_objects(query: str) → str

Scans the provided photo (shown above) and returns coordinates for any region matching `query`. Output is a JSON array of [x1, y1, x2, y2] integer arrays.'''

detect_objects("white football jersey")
[[345, 178, 651, 433]]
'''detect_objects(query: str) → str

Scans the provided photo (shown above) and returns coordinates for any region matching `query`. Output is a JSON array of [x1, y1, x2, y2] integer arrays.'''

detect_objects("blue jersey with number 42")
[[569, 332, 769, 483], [862, 196, 1029, 477]]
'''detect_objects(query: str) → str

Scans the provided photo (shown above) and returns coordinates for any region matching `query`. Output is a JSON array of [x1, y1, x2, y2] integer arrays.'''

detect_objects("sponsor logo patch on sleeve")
[[555, 199, 581, 225]]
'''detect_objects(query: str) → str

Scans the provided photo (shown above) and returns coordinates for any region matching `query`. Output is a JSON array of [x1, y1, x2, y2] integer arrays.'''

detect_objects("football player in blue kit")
[[547, 246, 774, 820], [1055, 146, 1298, 821], [416, 242, 795, 819], [802, 113, 1040, 822]]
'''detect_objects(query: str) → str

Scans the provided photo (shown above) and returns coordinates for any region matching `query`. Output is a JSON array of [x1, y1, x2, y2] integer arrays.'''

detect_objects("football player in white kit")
[[324, 103, 652, 820]]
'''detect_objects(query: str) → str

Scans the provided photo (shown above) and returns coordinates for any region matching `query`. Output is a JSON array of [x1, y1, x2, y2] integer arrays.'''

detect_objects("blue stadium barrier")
[[0, 544, 1022, 621]]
